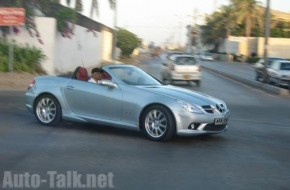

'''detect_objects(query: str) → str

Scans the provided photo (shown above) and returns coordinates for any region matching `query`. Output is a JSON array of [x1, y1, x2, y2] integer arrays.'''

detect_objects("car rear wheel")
[[34, 94, 62, 126], [141, 105, 175, 141]]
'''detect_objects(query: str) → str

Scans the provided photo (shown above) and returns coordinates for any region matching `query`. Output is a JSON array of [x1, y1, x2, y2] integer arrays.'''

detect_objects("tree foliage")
[[0, 41, 46, 73], [200, 0, 290, 51], [230, 0, 263, 37], [117, 28, 141, 57]]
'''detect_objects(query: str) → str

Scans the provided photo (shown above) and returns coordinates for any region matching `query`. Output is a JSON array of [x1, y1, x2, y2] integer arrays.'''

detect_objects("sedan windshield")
[[109, 66, 162, 86]]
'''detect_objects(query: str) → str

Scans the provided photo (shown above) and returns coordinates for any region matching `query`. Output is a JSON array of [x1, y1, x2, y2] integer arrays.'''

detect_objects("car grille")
[[203, 124, 227, 132], [201, 104, 226, 114]]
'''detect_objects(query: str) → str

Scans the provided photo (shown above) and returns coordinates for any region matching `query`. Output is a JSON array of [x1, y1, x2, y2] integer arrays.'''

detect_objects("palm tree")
[[220, 5, 236, 37], [89, 0, 116, 17], [90, 0, 99, 17], [200, 11, 227, 52], [231, 0, 263, 37]]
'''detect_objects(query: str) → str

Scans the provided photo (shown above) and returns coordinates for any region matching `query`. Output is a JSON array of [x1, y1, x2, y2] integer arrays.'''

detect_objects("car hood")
[[140, 85, 224, 106]]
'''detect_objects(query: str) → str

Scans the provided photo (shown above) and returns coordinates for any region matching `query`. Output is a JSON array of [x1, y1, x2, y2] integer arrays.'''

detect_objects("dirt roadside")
[[0, 54, 151, 91], [0, 72, 38, 91]]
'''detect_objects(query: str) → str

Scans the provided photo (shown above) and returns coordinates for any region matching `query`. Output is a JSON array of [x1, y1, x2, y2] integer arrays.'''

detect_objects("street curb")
[[202, 65, 290, 96]]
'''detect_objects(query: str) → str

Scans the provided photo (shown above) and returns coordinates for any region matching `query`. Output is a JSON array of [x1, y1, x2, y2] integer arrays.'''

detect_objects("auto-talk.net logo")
[[1, 171, 114, 189]]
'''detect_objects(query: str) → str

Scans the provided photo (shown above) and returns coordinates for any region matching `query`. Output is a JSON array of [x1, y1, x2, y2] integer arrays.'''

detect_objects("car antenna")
[[81, 58, 84, 67]]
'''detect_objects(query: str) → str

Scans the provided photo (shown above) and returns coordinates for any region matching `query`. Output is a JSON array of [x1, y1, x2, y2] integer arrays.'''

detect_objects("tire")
[[34, 94, 62, 126], [141, 105, 176, 141]]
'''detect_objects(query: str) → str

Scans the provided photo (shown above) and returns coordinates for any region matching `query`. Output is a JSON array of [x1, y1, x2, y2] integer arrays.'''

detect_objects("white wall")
[[4, 17, 56, 74], [258, 37, 290, 59], [4, 16, 113, 74], [101, 30, 113, 62], [223, 36, 290, 59], [54, 24, 103, 74]]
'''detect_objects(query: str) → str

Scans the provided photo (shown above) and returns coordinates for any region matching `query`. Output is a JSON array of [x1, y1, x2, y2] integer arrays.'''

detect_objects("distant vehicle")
[[200, 52, 214, 61], [254, 57, 287, 82], [25, 64, 229, 141], [160, 51, 183, 62], [161, 54, 201, 86], [267, 60, 290, 87]]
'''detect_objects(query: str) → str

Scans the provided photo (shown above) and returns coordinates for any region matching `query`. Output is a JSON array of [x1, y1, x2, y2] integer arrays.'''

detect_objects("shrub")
[[247, 57, 260, 64], [0, 41, 46, 73], [117, 28, 141, 57]]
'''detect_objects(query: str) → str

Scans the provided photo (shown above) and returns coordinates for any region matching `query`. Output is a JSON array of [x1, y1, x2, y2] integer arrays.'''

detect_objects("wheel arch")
[[33, 92, 62, 115], [138, 103, 176, 131]]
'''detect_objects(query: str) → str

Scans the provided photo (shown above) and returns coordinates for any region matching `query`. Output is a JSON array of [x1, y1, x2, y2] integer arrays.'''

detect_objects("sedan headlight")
[[176, 100, 203, 114]]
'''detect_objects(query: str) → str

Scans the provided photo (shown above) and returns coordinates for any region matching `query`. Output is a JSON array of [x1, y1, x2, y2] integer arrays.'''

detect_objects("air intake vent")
[[201, 105, 214, 114]]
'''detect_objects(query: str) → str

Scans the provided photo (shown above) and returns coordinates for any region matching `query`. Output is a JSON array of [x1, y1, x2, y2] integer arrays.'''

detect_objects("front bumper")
[[278, 79, 290, 87], [174, 109, 230, 136]]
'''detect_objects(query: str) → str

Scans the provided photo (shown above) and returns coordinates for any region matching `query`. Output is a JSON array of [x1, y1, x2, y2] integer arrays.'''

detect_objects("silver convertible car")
[[25, 64, 230, 141]]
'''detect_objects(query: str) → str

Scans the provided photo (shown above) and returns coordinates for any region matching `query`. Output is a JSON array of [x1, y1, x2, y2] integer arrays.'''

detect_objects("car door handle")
[[66, 86, 75, 90]]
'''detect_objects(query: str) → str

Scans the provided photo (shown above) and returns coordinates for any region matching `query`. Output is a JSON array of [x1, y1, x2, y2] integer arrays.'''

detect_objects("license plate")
[[214, 118, 228, 125], [183, 75, 190, 80]]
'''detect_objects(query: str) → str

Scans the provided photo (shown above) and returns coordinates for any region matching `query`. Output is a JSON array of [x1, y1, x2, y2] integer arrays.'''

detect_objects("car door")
[[62, 79, 123, 121]]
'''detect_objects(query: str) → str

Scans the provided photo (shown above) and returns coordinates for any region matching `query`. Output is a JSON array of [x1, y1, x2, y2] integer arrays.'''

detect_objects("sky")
[[116, 0, 290, 46]]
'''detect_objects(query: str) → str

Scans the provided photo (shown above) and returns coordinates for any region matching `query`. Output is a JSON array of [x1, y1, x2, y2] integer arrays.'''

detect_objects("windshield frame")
[[108, 66, 163, 86]]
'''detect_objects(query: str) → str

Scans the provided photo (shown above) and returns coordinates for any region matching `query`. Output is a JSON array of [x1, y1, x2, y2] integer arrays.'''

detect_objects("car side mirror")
[[99, 80, 117, 88]]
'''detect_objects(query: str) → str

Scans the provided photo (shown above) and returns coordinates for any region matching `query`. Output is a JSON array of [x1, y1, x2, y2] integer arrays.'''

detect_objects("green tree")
[[117, 28, 141, 57], [219, 5, 237, 37], [230, 0, 263, 37], [200, 11, 228, 52]]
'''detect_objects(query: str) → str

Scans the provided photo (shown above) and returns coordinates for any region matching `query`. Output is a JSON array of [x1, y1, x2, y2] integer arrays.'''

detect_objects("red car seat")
[[76, 67, 88, 81]]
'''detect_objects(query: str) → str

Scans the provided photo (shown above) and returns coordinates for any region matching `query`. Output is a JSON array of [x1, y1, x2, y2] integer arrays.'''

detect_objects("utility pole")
[[112, 0, 117, 60], [263, 0, 270, 82]]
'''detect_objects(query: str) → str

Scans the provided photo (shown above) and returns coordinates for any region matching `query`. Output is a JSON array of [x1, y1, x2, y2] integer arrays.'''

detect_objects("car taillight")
[[28, 79, 35, 89]]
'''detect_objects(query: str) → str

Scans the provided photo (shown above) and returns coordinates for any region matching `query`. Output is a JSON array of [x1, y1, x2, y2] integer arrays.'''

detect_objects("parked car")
[[200, 52, 214, 61], [254, 57, 287, 82], [267, 60, 290, 87], [161, 54, 201, 86], [25, 64, 229, 141]]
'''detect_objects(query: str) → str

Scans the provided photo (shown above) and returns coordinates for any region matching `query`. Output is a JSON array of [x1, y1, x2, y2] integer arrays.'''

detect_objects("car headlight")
[[176, 100, 203, 114]]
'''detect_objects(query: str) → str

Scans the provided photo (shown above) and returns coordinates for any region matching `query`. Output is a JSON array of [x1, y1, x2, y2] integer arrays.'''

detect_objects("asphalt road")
[[0, 58, 290, 190]]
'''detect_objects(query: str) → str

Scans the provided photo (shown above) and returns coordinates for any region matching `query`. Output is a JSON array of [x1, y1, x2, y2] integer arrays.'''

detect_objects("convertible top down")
[[25, 64, 230, 141]]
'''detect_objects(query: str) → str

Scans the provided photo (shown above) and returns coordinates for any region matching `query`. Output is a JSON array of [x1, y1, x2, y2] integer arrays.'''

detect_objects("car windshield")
[[109, 66, 162, 86], [280, 62, 290, 70], [174, 57, 197, 65], [269, 58, 286, 64]]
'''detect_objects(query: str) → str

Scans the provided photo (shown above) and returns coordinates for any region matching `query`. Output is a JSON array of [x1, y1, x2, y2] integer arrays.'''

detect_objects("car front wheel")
[[34, 94, 62, 126], [141, 105, 176, 141]]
